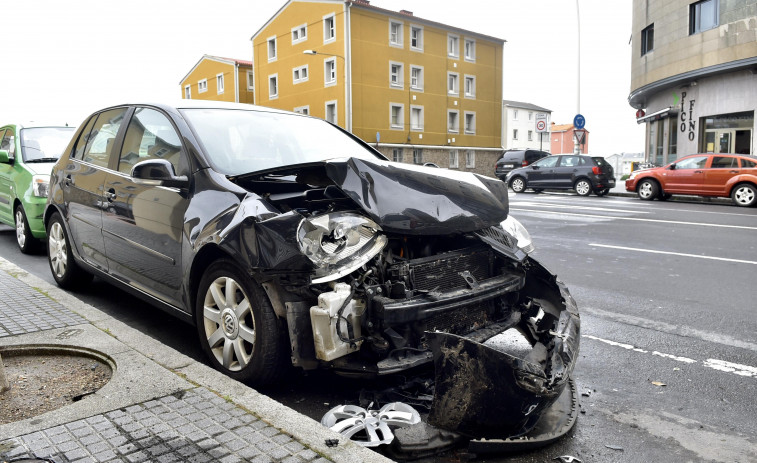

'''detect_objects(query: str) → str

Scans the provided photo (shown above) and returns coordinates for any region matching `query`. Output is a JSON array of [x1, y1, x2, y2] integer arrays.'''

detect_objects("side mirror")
[[531, 165, 540, 170], [131, 159, 189, 189], [0, 150, 9, 163], [668, 164, 676, 170]]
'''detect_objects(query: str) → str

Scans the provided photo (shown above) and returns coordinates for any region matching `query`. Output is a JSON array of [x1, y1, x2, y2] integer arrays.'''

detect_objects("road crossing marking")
[[589, 243, 757, 265]]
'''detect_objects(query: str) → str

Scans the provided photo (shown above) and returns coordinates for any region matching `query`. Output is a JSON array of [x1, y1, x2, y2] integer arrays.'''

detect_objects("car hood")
[[22, 161, 57, 175], [322, 157, 509, 234]]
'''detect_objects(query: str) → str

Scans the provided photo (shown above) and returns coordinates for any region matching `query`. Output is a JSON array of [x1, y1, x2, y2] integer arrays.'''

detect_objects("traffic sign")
[[573, 114, 585, 129], [536, 120, 547, 132]]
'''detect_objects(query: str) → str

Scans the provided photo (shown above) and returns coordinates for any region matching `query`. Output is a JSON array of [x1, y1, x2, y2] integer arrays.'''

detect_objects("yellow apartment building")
[[180, 55, 255, 104], [251, 0, 504, 175]]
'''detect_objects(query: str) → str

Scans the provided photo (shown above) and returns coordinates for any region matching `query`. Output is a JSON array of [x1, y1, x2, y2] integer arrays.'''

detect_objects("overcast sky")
[[1, 0, 643, 155]]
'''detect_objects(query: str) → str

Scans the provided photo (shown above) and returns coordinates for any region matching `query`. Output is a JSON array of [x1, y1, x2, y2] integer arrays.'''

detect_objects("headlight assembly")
[[501, 215, 535, 254], [32, 175, 51, 198], [297, 212, 387, 284]]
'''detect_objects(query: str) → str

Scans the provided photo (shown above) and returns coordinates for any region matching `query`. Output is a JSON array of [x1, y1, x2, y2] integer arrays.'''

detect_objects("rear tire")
[[574, 179, 592, 196], [731, 183, 757, 207], [47, 212, 93, 289], [637, 179, 659, 200], [510, 177, 527, 193], [595, 188, 610, 197], [195, 259, 288, 387]]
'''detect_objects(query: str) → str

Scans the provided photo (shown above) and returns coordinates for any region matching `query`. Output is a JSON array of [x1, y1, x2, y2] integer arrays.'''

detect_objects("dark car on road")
[[494, 149, 550, 180], [506, 154, 615, 196], [45, 101, 580, 451], [625, 153, 757, 207]]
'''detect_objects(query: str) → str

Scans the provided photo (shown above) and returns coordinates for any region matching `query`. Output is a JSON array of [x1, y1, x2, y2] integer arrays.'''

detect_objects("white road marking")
[[583, 335, 757, 380], [511, 201, 646, 214], [510, 208, 757, 230], [589, 243, 757, 265]]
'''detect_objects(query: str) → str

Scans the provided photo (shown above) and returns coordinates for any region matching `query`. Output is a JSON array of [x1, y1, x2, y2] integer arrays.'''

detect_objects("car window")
[[119, 108, 182, 175], [675, 156, 707, 169], [1, 128, 16, 157], [741, 158, 756, 168], [72, 116, 97, 161], [525, 151, 543, 162], [80, 108, 128, 168], [19, 127, 76, 162], [558, 156, 580, 167], [711, 156, 737, 168], [533, 156, 558, 168]]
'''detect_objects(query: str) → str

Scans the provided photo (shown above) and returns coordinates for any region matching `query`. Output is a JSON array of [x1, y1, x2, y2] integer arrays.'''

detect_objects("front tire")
[[15, 205, 38, 254], [731, 183, 757, 207], [510, 177, 527, 193], [196, 259, 287, 387], [574, 179, 592, 196], [47, 212, 93, 289], [637, 179, 659, 200]]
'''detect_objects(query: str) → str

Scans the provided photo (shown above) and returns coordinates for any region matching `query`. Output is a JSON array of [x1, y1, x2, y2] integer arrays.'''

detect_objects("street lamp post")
[[303, 50, 351, 132]]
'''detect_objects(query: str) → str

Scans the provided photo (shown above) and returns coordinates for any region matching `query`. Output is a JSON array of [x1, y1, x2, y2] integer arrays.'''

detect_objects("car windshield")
[[19, 127, 76, 162], [180, 108, 383, 175]]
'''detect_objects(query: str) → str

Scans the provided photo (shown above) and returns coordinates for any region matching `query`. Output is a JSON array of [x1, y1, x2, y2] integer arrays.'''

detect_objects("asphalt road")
[[1, 192, 756, 462]]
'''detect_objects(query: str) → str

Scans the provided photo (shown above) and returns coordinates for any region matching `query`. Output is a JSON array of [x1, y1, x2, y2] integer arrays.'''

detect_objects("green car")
[[0, 124, 76, 253]]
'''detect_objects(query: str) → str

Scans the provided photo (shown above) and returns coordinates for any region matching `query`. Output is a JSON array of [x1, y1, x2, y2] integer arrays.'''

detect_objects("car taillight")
[[522, 160, 529, 167], [592, 166, 602, 175]]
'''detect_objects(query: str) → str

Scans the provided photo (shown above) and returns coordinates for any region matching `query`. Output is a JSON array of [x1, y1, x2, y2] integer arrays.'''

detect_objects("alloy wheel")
[[733, 185, 756, 206], [202, 276, 256, 372], [575, 180, 591, 196], [15, 209, 27, 248], [48, 221, 68, 279]]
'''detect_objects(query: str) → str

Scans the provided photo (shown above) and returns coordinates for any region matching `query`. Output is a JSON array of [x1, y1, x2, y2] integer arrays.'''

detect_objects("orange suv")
[[625, 153, 757, 207]]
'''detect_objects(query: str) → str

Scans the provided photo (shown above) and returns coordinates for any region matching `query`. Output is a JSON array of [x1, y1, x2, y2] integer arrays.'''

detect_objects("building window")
[[198, 79, 207, 93], [690, 0, 719, 35], [413, 149, 423, 164], [464, 39, 476, 61], [325, 58, 336, 86], [184, 85, 191, 99], [448, 110, 459, 133], [410, 106, 424, 130], [448, 34, 459, 58], [393, 148, 403, 162], [292, 24, 307, 43], [325, 101, 337, 124], [466, 150, 475, 168], [216, 74, 224, 94], [324, 14, 336, 43], [641, 24, 654, 55], [293, 65, 309, 84], [668, 119, 678, 161], [390, 62, 403, 88], [390, 21, 403, 46], [528, 112, 533, 120], [294, 106, 309, 115], [528, 130, 533, 141], [464, 112, 476, 134], [513, 129, 518, 140], [390, 103, 404, 129], [268, 74, 278, 99], [410, 25, 423, 51], [513, 109, 519, 120], [410, 66, 423, 91], [246, 71, 254, 90], [449, 150, 459, 168], [447, 72, 459, 95], [267, 37, 277, 61], [464, 75, 475, 98]]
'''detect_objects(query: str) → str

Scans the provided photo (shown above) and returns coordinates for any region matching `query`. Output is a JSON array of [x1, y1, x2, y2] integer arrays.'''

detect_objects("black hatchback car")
[[494, 149, 550, 180], [505, 154, 615, 196], [45, 102, 580, 445]]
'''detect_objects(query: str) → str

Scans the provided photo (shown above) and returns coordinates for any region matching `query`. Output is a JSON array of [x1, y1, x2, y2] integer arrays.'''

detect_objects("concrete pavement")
[[0, 257, 393, 463]]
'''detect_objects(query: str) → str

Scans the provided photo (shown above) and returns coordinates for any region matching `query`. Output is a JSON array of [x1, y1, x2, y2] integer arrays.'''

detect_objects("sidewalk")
[[0, 257, 392, 463]]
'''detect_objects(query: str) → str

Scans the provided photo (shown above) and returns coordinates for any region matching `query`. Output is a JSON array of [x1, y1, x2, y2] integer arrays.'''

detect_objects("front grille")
[[424, 300, 494, 335], [409, 247, 492, 292]]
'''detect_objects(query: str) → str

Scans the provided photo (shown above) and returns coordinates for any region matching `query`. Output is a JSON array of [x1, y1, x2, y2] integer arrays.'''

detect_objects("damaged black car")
[[45, 102, 580, 453]]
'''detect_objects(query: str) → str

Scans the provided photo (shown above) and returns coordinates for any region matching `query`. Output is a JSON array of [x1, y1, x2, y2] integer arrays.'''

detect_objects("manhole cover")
[[0, 346, 113, 425]]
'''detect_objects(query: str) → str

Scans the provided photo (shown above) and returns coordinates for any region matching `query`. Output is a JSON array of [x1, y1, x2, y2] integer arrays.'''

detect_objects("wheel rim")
[[576, 181, 590, 195], [512, 178, 524, 192], [203, 276, 256, 372], [48, 222, 68, 278], [734, 186, 755, 205], [639, 182, 653, 199], [15, 210, 26, 248]]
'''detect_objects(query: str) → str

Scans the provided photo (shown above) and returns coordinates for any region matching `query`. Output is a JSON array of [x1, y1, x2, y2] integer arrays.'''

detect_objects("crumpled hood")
[[324, 157, 509, 235]]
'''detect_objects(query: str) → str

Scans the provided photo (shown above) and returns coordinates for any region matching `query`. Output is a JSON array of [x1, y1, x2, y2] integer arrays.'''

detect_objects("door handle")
[[64, 175, 73, 186], [729, 170, 739, 174], [694, 170, 704, 173], [105, 189, 117, 202]]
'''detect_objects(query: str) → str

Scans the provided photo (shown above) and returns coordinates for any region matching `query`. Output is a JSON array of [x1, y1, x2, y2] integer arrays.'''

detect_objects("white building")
[[502, 100, 552, 152]]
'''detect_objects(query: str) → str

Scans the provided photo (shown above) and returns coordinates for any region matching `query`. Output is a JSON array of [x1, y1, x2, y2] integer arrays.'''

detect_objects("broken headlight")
[[501, 216, 534, 254], [297, 212, 388, 284]]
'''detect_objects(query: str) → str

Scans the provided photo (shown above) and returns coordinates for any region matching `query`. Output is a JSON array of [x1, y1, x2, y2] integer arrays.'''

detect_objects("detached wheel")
[[510, 177, 526, 193], [574, 179, 592, 196], [196, 259, 287, 387], [731, 183, 757, 207], [637, 179, 659, 200], [15, 205, 38, 254], [47, 212, 93, 289]]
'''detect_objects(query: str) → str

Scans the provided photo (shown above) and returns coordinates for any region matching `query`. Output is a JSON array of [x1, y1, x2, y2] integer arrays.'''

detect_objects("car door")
[[0, 127, 15, 224], [553, 155, 581, 189], [524, 155, 558, 188], [61, 108, 129, 272], [101, 107, 189, 307], [703, 156, 740, 195], [661, 155, 707, 194]]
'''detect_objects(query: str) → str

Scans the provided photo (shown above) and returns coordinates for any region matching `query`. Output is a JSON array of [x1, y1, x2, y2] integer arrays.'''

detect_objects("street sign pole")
[[573, 114, 585, 154]]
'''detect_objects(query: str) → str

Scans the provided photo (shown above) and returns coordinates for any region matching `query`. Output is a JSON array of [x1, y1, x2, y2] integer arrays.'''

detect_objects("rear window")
[[503, 150, 525, 161], [741, 158, 756, 168], [592, 157, 611, 167]]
